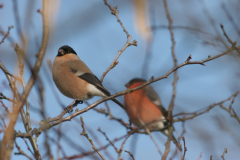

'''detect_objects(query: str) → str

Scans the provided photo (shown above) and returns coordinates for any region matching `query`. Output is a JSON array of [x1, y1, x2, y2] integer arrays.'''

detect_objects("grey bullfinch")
[[124, 78, 182, 151], [52, 45, 124, 109]]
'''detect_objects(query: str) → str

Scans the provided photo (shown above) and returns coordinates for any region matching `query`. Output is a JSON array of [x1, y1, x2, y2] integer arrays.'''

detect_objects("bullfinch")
[[124, 78, 182, 151], [52, 45, 124, 109]]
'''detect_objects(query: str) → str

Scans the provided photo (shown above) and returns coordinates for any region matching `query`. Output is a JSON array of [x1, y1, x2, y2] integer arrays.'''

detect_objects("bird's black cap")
[[57, 45, 77, 56]]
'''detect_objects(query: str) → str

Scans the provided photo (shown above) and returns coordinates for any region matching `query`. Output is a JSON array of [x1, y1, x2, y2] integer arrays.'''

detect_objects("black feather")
[[78, 73, 110, 96]]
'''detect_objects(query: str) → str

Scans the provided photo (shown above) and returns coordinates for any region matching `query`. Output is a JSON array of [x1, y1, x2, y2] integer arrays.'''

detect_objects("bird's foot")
[[64, 105, 74, 113], [65, 100, 83, 113], [75, 100, 83, 105]]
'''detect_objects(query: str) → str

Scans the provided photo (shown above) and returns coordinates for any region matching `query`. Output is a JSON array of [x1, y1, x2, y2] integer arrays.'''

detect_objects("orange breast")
[[124, 82, 163, 127]]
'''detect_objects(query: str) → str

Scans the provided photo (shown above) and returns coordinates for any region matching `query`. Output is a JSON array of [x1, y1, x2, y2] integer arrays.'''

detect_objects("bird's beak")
[[57, 49, 64, 56], [125, 83, 129, 88]]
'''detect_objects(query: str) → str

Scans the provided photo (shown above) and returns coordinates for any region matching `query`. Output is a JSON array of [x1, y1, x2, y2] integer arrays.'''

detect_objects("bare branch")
[[197, 153, 202, 160], [0, 61, 31, 158], [23, 139, 34, 158], [0, 112, 7, 129], [57, 124, 62, 159], [93, 102, 129, 129], [221, 148, 227, 160], [152, 25, 210, 35], [174, 91, 239, 122], [14, 43, 31, 132], [98, 127, 118, 152], [85, 125, 115, 160], [221, 3, 240, 37], [100, 0, 137, 82], [199, 0, 229, 49], [0, 92, 16, 104], [14, 142, 33, 160], [124, 150, 135, 160], [181, 137, 187, 160], [0, 0, 50, 159], [0, 25, 14, 45], [118, 135, 131, 160], [169, 122, 186, 160], [162, 0, 178, 158], [218, 92, 240, 124], [80, 117, 105, 160], [220, 24, 240, 54], [21, 45, 240, 137]]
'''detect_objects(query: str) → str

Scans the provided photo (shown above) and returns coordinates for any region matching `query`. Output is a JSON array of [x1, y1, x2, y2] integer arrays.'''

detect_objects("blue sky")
[[0, 0, 240, 159]]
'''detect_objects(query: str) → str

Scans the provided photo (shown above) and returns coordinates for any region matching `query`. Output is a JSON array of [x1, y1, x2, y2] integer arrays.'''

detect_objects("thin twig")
[[13, 0, 25, 44], [80, 117, 105, 160], [0, 0, 49, 159], [181, 137, 187, 160], [221, 3, 240, 37], [44, 131, 53, 159], [23, 139, 34, 157], [199, 0, 229, 49], [0, 113, 7, 129], [162, 0, 178, 158], [0, 60, 21, 81], [152, 25, 210, 35], [17, 45, 240, 137], [174, 91, 239, 122], [0, 60, 30, 158], [197, 153, 202, 160], [169, 122, 186, 160], [57, 124, 62, 159], [100, 0, 137, 82], [221, 148, 227, 160], [118, 135, 131, 160], [0, 25, 14, 45], [0, 100, 10, 114], [124, 150, 135, 160], [61, 131, 129, 159], [14, 43, 31, 132], [47, 134, 67, 158], [85, 125, 115, 160], [93, 106, 129, 129], [98, 127, 118, 152], [220, 24, 240, 54], [0, 92, 16, 104], [14, 142, 33, 160], [218, 91, 240, 124]]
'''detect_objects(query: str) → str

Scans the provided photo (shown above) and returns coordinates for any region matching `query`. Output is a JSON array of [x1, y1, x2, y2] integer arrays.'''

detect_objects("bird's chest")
[[124, 92, 165, 129], [52, 65, 89, 100]]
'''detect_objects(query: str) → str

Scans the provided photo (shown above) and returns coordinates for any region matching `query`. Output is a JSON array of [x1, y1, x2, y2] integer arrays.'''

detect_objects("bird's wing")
[[66, 60, 93, 74], [66, 60, 110, 96], [78, 73, 110, 96], [144, 85, 168, 118]]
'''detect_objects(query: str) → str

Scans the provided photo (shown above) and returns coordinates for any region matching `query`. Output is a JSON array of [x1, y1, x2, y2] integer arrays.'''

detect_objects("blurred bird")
[[124, 78, 182, 151], [52, 45, 124, 109]]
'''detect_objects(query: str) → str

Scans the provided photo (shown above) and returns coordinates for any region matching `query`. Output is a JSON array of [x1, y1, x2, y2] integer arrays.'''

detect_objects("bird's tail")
[[111, 98, 125, 110]]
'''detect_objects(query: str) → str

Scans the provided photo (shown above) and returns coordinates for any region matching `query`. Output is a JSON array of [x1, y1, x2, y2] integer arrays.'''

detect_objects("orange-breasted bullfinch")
[[124, 78, 182, 151], [52, 45, 124, 109]]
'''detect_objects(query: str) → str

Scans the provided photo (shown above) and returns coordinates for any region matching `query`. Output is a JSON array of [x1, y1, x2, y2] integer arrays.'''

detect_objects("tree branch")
[[80, 117, 105, 160], [174, 91, 239, 122], [0, 0, 49, 159], [17, 45, 239, 138], [100, 0, 137, 82], [0, 25, 14, 45]]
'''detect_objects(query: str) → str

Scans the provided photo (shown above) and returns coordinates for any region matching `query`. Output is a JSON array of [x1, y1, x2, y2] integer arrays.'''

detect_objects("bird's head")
[[57, 45, 77, 57]]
